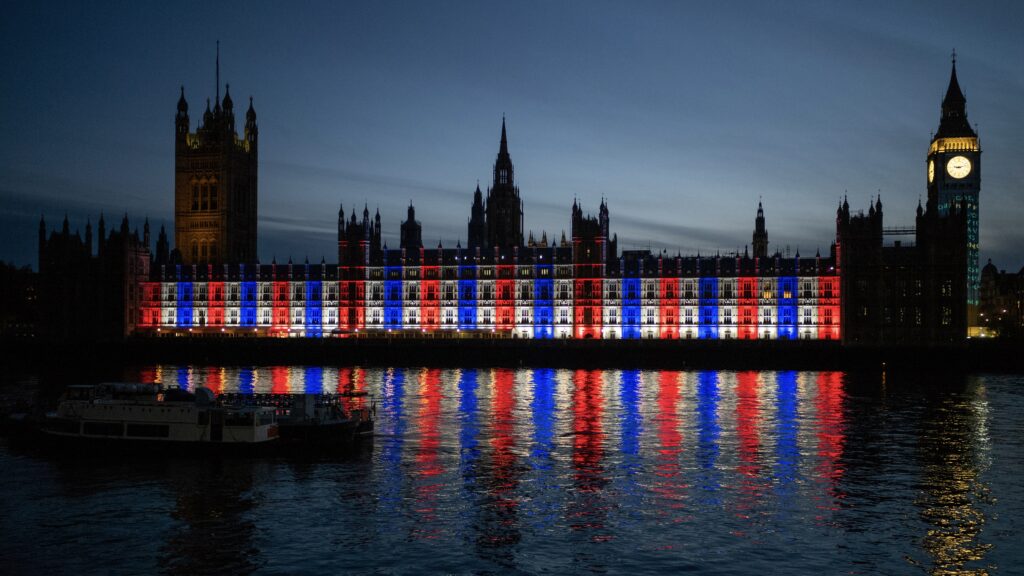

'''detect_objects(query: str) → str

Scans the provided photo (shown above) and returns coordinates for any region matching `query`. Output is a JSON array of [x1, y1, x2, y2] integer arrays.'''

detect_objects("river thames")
[[1, 367, 1022, 574]]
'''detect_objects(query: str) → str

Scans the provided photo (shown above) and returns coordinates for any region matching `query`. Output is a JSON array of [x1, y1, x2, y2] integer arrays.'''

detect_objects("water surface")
[[2, 367, 1022, 575]]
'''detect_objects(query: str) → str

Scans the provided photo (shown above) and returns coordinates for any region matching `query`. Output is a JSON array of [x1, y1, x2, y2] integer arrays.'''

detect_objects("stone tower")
[[174, 47, 258, 265], [926, 53, 981, 333]]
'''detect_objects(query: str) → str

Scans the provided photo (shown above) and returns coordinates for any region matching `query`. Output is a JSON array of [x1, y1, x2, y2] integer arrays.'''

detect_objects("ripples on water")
[[2, 367, 1022, 575]]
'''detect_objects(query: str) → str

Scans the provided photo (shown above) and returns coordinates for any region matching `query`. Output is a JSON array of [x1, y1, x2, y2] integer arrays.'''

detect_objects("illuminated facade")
[[139, 200, 841, 340]]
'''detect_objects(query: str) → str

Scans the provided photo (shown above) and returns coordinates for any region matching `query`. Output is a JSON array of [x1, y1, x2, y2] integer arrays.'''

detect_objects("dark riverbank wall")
[[2, 336, 1022, 373]]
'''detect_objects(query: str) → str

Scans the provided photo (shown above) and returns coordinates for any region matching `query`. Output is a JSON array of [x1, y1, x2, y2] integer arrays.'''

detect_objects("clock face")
[[947, 155, 972, 179], [928, 159, 934, 183]]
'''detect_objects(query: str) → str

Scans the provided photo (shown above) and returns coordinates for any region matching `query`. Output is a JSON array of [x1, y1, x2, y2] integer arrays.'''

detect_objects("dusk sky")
[[2, 1, 1022, 270]]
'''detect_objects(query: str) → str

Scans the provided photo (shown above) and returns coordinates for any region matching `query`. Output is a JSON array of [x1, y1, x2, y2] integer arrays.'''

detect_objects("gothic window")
[[191, 241, 198, 261], [210, 244, 217, 260], [201, 184, 209, 210], [500, 169, 508, 184], [191, 183, 199, 210], [210, 183, 218, 210]]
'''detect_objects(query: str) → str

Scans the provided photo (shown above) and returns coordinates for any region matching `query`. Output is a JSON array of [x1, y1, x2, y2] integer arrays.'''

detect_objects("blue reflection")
[[458, 369, 480, 475], [304, 366, 323, 394], [530, 368, 556, 468], [775, 371, 800, 493], [237, 367, 255, 395], [381, 368, 406, 462], [379, 368, 407, 513], [620, 370, 642, 459], [176, 366, 191, 391], [697, 371, 721, 498]]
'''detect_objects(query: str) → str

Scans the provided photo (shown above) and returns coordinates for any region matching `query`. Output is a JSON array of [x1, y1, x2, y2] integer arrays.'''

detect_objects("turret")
[[245, 97, 258, 144], [222, 84, 235, 132], [38, 215, 46, 266], [156, 225, 169, 265], [97, 212, 106, 256], [752, 201, 768, 259], [468, 183, 486, 250], [401, 202, 423, 251], [176, 86, 189, 140]]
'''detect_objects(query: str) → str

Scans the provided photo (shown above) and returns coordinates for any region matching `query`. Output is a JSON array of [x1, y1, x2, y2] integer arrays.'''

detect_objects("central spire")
[[493, 117, 514, 188], [500, 115, 508, 155]]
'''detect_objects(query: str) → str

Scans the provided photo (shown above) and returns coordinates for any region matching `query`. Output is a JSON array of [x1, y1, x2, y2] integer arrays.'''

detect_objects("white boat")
[[41, 383, 279, 448]]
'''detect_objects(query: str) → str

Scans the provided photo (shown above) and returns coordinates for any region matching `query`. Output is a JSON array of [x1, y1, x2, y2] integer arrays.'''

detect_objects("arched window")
[[191, 182, 199, 210], [201, 183, 209, 210], [191, 241, 198, 261], [209, 181, 218, 210]]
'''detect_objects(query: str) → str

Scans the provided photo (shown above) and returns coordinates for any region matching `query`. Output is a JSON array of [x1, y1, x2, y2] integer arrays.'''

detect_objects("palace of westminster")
[[36, 58, 989, 344]]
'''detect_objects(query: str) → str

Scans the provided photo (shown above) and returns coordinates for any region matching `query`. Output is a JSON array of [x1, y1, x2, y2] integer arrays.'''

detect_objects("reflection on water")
[[2, 367, 1018, 574], [916, 380, 994, 575]]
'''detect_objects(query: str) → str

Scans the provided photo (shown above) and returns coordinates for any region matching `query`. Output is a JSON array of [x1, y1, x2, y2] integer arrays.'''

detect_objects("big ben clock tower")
[[926, 52, 981, 335]]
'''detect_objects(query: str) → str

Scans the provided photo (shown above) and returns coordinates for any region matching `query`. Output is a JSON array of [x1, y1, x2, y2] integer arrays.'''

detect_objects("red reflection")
[[654, 371, 685, 514], [733, 371, 766, 527], [815, 372, 846, 501], [569, 370, 609, 539], [336, 367, 367, 411], [572, 370, 605, 489], [486, 368, 519, 545], [492, 368, 517, 494], [205, 367, 223, 395], [138, 367, 157, 385], [270, 366, 289, 395], [413, 369, 444, 539]]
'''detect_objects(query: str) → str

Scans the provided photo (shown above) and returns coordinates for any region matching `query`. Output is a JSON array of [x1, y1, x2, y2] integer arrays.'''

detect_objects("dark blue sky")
[[2, 1, 1022, 270]]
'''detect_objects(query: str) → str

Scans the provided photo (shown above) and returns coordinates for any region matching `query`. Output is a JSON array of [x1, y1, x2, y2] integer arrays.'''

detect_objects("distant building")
[[0, 262, 37, 338], [38, 214, 151, 339], [978, 260, 1024, 338]]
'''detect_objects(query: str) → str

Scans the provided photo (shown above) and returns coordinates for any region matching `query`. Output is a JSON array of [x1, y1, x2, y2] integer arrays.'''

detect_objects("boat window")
[[83, 422, 123, 436], [126, 424, 170, 438], [225, 413, 254, 426], [48, 420, 80, 434]]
